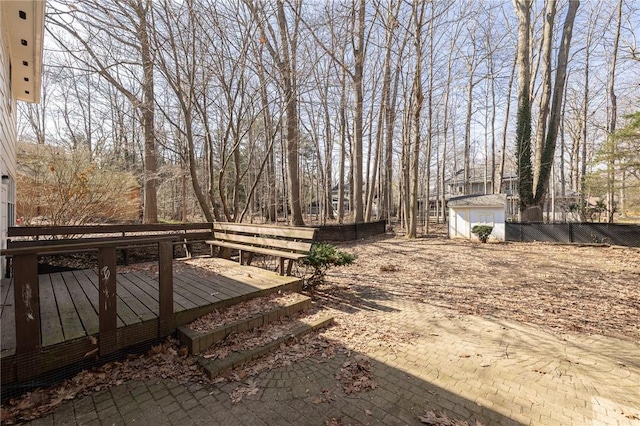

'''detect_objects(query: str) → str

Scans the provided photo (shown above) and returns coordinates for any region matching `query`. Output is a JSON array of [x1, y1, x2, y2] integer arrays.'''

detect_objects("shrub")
[[300, 243, 356, 289], [471, 225, 493, 243]]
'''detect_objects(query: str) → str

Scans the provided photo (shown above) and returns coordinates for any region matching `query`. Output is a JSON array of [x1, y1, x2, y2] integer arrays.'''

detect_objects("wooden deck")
[[1, 258, 301, 385]]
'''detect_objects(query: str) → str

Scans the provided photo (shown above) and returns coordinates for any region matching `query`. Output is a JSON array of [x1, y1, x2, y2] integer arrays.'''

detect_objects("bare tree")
[[48, 0, 159, 223], [514, 0, 579, 221], [244, 0, 305, 225]]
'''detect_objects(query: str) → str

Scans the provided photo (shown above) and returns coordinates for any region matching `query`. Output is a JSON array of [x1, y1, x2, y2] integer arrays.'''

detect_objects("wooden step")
[[198, 315, 334, 379], [177, 293, 312, 354]]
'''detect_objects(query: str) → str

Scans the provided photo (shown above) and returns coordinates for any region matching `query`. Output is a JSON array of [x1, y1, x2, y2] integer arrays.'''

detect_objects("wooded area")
[[16, 0, 640, 229]]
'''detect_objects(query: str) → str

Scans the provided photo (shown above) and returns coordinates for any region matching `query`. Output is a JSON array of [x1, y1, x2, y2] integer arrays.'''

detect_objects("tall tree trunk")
[[352, 0, 366, 222], [534, 0, 579, 205], [338, 74, 347, 224], [137, 0, 158, 223], [532, 0, 557, 193], [606, 0, 622, 223], [407, 0, 426, 239], [514, 0, 535, 220], [515, 0, 578, 221], [497, 55, 518, 196]]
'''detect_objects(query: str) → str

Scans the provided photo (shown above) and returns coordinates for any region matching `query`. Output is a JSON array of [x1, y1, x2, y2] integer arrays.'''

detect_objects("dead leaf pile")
[[419, 410, 484, 426], [1, 338, 200, 425], [335, 357, 376, 394], [201, 310, 330, 360], [229, 378, 260, 403], [188, 291, 304, 333]]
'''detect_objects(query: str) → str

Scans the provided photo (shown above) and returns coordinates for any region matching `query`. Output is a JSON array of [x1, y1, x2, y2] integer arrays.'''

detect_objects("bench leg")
[[286, 259, 294, 276], [278, 257, 285, 276], [245, 252, 254, 266]]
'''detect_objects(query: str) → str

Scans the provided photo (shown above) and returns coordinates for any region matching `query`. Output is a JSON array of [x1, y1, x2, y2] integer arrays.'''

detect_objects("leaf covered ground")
[[321, 229, 639, 342], [3, 229, 639, 424]]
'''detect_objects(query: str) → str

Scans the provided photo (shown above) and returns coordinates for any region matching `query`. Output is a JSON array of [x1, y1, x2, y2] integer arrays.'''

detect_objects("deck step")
[[177, 293, 312, 354], [198, 315, 334, 379]]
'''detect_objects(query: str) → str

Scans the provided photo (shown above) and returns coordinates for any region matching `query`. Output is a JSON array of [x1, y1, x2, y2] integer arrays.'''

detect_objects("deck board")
[[173, 275, 223, 305], [61, 271, 100, 336], [1, 258, 301, 385], [0, 279, 15, 356], [119, 272, 189, 312], [71, 270, 125, 328], [114, 276, 156, 323], [39, 274, 65, 347], [50, 272, 86, 341], [178, 270, 251, 298], [1, 277, 11, 316], [84, 268, 143, 327]]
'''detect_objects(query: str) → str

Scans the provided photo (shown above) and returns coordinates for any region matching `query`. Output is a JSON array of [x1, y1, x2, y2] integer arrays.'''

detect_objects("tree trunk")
[[407, 0, 426, 238], [352, 0, 366, 223], [532, 0, 557, 193], [514, 0, 536, 220], [606, 0, 622, 223], [534, 0, 579, 204]]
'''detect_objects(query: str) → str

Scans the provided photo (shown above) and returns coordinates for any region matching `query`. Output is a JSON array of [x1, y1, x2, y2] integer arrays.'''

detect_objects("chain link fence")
[[505, 222, 640, 247]]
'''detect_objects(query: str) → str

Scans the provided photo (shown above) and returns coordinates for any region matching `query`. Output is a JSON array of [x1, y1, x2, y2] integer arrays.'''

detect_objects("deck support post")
[[98, 247, 117, 356], [158, 241, 175, 336], [14, 253, 41, 381]]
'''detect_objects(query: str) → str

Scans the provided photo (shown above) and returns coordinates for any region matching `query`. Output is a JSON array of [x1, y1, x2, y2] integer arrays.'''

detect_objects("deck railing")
[[0, 237, 175, 382]]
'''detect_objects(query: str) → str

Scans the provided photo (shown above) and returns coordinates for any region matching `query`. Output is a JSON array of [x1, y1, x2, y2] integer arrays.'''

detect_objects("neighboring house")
[[331, 183, 352, 213], [1, 1, 45, 273], [444, 167, 518, 199], [439, 167, 518, 220], [448, 194, 507, 241], [330, 183, 380, 217]]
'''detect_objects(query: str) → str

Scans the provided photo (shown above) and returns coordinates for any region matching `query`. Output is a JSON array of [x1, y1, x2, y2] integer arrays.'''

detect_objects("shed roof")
[[448, 194, 506, 208]]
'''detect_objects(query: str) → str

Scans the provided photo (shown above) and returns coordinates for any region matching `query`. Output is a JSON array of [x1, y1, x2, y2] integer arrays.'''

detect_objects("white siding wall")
[[1, 24, 18, 273], [448, 206, 506, 241], [468, 208, 506, 241]]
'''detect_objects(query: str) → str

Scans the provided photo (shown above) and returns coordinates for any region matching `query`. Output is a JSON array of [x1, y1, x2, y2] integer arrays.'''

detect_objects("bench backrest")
[[213, 222, 317, 254]]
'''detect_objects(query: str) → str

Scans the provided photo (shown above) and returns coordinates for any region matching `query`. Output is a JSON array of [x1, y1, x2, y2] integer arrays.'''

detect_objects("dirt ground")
[[319, 227, 640, 343]]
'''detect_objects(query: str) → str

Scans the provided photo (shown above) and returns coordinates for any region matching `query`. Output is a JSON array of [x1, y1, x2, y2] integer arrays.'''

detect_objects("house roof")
[[448, 194, 506, 208], [1, 1, 45, 103], [444, 168, 517, 185]]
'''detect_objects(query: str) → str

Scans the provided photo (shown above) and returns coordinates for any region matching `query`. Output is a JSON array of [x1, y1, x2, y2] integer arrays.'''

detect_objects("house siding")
[[1, 18, 19, 272]]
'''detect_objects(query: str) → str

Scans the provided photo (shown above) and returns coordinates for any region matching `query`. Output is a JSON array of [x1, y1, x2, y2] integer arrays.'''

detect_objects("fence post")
[[568, 222, 574, 243], [519, 223, 523, 242], [13, 253, 41, 381], [158, 241, 175, 336], [98, 247, 117, 356]]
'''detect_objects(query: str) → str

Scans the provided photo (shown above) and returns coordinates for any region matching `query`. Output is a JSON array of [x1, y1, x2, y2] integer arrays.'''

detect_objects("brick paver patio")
[[23, 296, 640, 425]]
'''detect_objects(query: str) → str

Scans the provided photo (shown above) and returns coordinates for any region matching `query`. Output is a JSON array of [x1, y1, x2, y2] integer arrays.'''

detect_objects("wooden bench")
[[206, 222, 317, 276]]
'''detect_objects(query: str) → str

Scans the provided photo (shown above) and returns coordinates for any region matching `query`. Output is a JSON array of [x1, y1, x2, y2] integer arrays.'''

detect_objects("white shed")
[[448, 194, 507, 241]]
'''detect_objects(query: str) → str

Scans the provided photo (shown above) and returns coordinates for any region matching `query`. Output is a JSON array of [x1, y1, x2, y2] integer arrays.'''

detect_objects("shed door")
[[455, 209, 469, 238]]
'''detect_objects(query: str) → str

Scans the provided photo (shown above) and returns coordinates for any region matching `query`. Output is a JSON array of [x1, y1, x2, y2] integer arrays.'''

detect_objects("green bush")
[[471, 225, 493, 243], [300, 243, 356, 289]]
